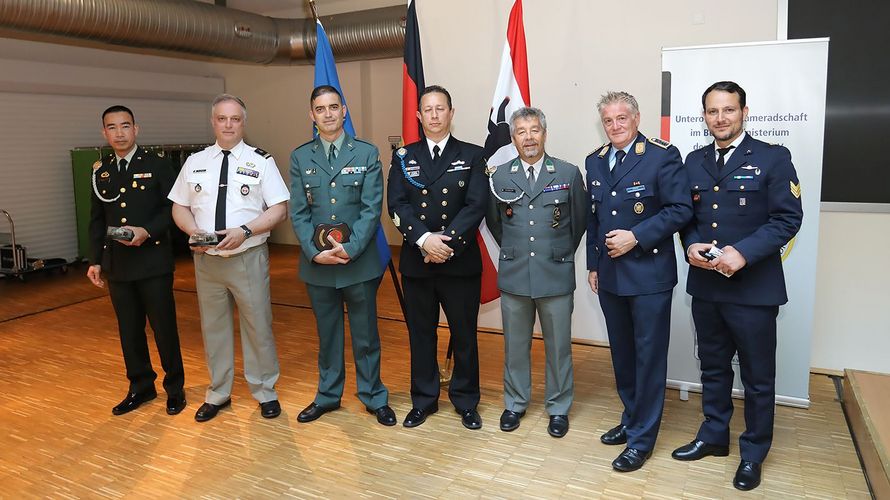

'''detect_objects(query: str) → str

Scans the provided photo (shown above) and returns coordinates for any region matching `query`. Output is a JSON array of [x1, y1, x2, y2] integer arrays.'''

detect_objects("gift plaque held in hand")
[[189, 231, 219, 247], [313, 223, 351, 251], [106, 226, 135, 242]]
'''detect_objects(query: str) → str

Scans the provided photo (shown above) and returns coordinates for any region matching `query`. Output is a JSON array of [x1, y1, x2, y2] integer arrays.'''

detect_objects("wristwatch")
[[240, 224, 253, 239]]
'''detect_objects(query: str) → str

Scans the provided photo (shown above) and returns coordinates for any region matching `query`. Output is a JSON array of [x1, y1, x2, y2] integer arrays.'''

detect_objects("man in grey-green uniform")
[[289, 85, 396, 426], [486, 107, 587, 438]]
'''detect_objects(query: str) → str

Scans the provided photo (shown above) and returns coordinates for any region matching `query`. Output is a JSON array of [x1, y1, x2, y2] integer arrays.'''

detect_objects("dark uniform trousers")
[[89, 148, 184, 397], [692, 299, 778, 463], [585, 134, 692, 452], [598, 289, 672, 449], [108, 273, 183, 395], [306, 279, 388, 410], [681, 133, 803, 464], [387, 137, 488, 412]]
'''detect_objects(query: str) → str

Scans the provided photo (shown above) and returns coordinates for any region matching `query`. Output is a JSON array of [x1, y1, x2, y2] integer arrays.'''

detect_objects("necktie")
[[527, 165, 536, 188], [214, 150, 230, 231], [118, 158, 128, 172], [716, 146, 735, 169], [432, 144, 441, 163], [612, 150, 626, 172], [328, 143, 337, 164]]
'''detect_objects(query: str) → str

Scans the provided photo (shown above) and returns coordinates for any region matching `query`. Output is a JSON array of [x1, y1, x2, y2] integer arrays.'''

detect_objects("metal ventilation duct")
[[0, 0, 406, 64]]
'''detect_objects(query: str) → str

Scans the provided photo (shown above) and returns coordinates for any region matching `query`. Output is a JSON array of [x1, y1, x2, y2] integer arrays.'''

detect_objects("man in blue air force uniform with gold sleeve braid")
[[289, 85, 396, 427]]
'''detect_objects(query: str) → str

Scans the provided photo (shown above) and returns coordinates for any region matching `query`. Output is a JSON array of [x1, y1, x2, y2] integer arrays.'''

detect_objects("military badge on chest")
[[241, 185, 250, 196]]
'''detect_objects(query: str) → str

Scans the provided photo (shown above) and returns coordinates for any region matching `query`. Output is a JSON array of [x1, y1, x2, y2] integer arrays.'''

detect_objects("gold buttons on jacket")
[[121, 218, 127, 223], [120, 202, 127, 208], [711, 222, 718, 228], [331, 215, 337, 220], [713, 186, 720, 192], [712, 204, 718, 209]]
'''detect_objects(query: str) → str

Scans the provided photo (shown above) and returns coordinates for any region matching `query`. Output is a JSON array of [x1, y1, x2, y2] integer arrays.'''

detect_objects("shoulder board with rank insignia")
[[596, 144, 610, 158], [295, 139, 314, 150], [353, 138, 375, 147], [648, 137, 671, 149], [254, 148, 272, 159], [92, 160, 102, 170]]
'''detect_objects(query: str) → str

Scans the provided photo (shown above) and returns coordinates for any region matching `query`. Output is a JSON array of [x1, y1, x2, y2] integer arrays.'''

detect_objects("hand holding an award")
[[312, 223, 351, 265], [189, 230, 219, 253]]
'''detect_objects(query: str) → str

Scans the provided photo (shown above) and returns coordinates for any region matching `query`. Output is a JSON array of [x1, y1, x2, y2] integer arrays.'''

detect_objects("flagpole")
[[307, 0, 319, 22]]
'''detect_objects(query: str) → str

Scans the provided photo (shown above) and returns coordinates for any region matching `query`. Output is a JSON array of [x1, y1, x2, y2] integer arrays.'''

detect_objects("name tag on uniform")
[[340, 166, 367, 175], [192, 169, 206, 173], [626, 185, 646, 193], [132, 173, 152, 179], [236, 167, 259, 178], [407, 171, 421, 178], [543, 183, 569, 193]]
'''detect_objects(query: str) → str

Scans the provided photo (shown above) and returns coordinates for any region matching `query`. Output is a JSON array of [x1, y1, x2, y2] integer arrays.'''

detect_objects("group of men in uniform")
[[88, 80, 802, 492]]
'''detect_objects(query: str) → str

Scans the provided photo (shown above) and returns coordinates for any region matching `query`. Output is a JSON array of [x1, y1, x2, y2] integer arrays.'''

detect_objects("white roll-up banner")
[[662, 39, 828, 407]]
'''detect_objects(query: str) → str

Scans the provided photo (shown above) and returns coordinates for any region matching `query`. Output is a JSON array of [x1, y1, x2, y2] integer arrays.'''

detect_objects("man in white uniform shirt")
[[169, 94, 289, 422]]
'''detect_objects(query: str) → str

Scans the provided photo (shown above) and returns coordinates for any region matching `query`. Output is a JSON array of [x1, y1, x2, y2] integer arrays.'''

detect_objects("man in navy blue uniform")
[[387, 85, 488, 430], [586, 91, 692, 472], [671, 81, 803, 491]]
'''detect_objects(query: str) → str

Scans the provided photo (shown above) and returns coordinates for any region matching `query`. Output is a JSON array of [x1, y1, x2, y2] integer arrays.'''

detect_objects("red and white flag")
[[478, 0, 531, 303]]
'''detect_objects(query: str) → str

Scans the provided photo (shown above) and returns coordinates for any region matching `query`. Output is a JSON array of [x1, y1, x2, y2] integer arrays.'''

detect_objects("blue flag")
[[313, 20, 391, 272]]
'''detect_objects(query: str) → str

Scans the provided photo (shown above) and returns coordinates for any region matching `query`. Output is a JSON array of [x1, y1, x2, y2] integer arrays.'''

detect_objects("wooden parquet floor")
[[0, 245, 871, 498]]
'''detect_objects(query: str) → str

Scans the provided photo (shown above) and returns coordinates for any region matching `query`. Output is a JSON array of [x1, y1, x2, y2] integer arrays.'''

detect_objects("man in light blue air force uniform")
[[289, 85, 396, 427], [586, 91, 692, 473]]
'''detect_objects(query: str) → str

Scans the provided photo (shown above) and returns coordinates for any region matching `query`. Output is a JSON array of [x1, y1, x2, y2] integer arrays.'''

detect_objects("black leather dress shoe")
[[457, 408, 482, 430], [733, 460, 762, 491], [600, 423, 627, 445], [259, 400, 281, 419], [166, 394, 187, 415], [297, 402, 339, 423], [547, 415, 569, 438], [499, 409, 525, 432], [612, 447, 653, 472], [112, 390, 157, 416], [194, 399, 231, 422], [671, 439, 729, 461], [403, 406, 437, 428], [367, 405, 397, 426]]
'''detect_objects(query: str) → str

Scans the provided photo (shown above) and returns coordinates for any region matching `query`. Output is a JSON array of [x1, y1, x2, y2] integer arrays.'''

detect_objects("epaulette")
[[353, 138, 376, 147], [254, 147, 273, 159], [648, 137, 671, 149], [92, 160, 102, 171], [595, 143, 609, 158]]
